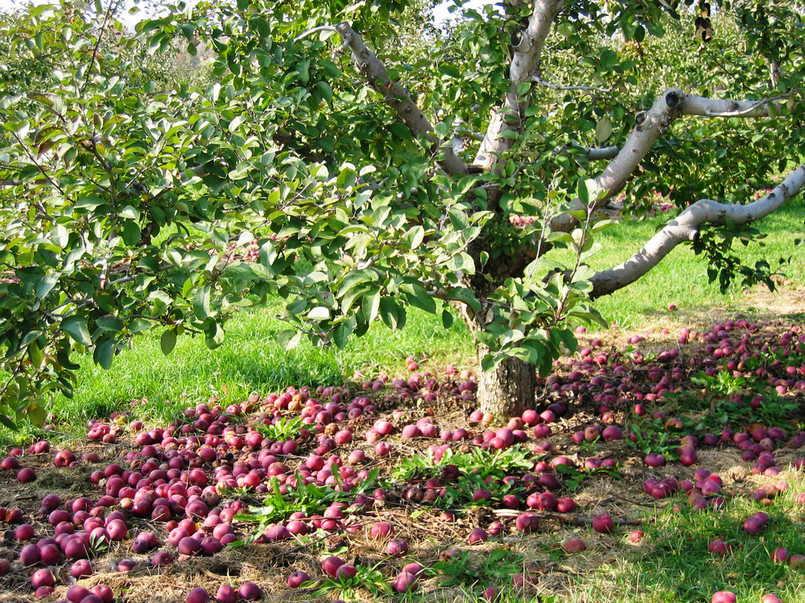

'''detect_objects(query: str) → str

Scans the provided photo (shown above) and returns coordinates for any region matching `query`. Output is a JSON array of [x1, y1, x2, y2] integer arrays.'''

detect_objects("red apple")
[[562, 537, 586, 553], [592, 514, 615, 534]]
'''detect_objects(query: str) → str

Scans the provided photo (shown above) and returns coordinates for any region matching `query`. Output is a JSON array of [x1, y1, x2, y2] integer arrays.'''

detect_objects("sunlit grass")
[[572, 470, 805, 603], [581, 200, 805, 329], [3, 199, 800, 445]]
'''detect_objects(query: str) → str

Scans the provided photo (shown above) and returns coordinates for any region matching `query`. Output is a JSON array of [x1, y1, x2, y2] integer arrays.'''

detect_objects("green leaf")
[[0, 414, 17, 430], [595, 116, 612, 143], [277, 329, 301, 351], [193, 285, 212, 320], [129, 319, 152, 334], [119, 205, 139, 220], [160, 329, 177, 355], [600, 48, 617, 68], [332, 318, 355, 349], [362, 290, 381, 323], [205, 321, 225, 349], [27, 340, 43, 368], [121, 221, 141, 246], [577, 179, 592, 206], [74, 195, 106, 211], [379, 297, 405, 330], [208, 82, 221, 101], [96, 316, 124, 333], [149, 290, 172, 316], [441, 309, 454, 328], [448, 208, 468, 230], [35, 273, 59, 299], [481, 353, 496, 372], [62, 316, 92, 346], [446, 287, 482, 313], [556, 328, 578, 354], [404, 225, 425, 249], [27, 404, 47, 426], [56, 345, 81, 370], [338, 269, 378, 298], [438, 64, 460, 78], [93, 338, 115, 370], [228, 114, 246, 132], [315, 80, 333, 103], [307, 306, 331, 321], [403, 283, 436, 314]]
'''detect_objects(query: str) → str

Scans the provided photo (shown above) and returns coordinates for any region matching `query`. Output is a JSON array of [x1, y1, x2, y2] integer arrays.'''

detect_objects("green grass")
[[29, 298, 474, 440], [583, 200, 804, 329], [572, 470, 805, 603], [4, 199, 801, 445]]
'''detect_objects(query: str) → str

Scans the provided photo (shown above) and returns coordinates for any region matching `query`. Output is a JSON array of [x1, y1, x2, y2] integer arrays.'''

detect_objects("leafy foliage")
[[254, 416, 305, 441], [233, 469, 381, 544], [554, 461, 621, 492], [392, 444, 535, 483], [309, 561, 393, 600], [392, 445, 534, 507], [432, 547, 524, 590], [0, 0, 801, 425]]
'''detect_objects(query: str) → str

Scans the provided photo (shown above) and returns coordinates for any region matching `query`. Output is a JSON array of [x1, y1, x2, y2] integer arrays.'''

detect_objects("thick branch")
[[333, 22, 469, 176], [585, 146, 620, 160], [474, 0, 564, 171], [680, 93, 790, 118], [549, 88, 686, 232], [589, 163, 805, 298], [549, 88, 789, 233], [570, 143, 619, 160]]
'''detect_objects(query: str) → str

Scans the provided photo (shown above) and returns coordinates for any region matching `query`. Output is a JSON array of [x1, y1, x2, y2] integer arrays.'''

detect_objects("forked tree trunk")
[[474, 346, 537, 418]]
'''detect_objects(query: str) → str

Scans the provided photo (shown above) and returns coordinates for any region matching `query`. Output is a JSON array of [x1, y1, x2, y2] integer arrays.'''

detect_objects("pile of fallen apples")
[[0, 317, 803, 602]]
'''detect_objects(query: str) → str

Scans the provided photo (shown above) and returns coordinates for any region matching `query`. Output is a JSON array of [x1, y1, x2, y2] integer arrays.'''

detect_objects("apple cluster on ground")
[[0, 317, 804, 602]]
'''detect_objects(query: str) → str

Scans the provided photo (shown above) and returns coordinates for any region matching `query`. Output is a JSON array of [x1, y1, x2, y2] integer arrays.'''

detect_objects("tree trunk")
[[456, 304, 539, 418], [474, 346, 537, 418]]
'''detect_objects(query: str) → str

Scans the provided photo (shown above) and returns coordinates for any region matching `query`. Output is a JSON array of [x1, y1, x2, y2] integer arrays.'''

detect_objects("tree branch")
[[589, 162, 805, 298], [474, 0, 564, 171], [680, 93, 791, 118], [333, 22, 470, 177], [570, 142, 620, 160], [81, 0, 125, 93], [294, 25, 337, 42], [549, 88, 686, 232], [547, 88, 790, 234]]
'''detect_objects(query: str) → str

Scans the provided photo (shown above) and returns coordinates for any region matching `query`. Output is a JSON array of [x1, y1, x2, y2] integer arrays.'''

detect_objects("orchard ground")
[[0, 278, 803, 602]]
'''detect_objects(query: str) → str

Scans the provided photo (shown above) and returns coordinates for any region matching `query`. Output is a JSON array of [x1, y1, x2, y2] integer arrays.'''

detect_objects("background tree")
[[0, 0, 802, 427]]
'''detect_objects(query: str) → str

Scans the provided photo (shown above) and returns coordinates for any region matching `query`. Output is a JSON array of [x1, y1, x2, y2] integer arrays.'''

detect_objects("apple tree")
[[0, 0, 803, 427]]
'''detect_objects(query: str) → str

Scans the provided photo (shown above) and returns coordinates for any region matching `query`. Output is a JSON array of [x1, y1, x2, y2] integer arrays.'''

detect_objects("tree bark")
[[547, 88, 793, 235], [458, 306, 537, 417], [590, 162, 805, 298], [333, 22, 470, 177], [474, 0, 564, 171], [474, 346, 536, 418]]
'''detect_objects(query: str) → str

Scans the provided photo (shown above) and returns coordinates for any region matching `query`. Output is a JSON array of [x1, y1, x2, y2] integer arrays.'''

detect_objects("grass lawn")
[[3, 199, 802, 443], [585, 201, 804, 329]]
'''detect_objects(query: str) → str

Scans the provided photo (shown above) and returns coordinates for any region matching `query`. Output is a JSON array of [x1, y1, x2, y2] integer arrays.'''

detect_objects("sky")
[[433, 0, 495, 24]]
